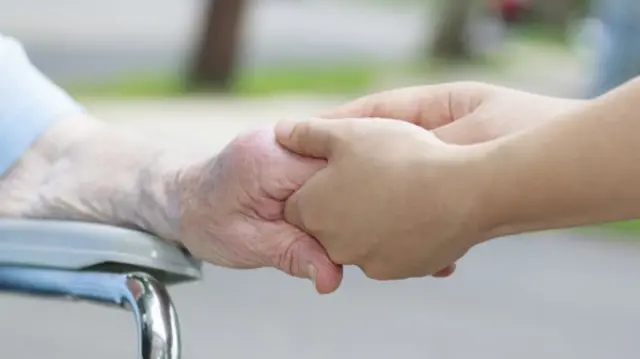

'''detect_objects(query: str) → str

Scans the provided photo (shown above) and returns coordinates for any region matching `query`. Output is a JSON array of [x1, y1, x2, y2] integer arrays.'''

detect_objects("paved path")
[[0, 98, 639, 359]]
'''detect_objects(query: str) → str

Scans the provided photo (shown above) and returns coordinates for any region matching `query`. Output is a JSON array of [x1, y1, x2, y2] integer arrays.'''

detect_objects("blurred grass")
[[67, 64, 382, 99], [67, 74, 184, 98], [67, 58, 513, 100], [233, 64, 379, 95], [603, 220, 640, 233], [66, 31, 576, 100], [512, 23, 571, 48]]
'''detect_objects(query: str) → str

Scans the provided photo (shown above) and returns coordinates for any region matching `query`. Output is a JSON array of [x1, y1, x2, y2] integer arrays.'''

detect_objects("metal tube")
[[0, 266, 181, 359]]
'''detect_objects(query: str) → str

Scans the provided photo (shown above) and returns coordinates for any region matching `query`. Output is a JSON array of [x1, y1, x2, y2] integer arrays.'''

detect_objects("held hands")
[[174, 129, 342, 294], [0, 77, 584, 294], [275, 118, 492, 280], [273, 82, 585, 281], [0, 117, 343, 293], [174, 81, 584, 290]]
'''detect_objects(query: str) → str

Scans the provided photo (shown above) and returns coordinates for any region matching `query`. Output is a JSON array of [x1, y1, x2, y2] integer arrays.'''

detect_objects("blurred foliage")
[[516, 0, 593, 41], [512, 22, 573, 46], [574, 0, 593, 16]]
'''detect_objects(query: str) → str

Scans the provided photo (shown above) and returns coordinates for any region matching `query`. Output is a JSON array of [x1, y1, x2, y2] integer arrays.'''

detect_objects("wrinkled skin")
[[0, 118, 342, 294], [177, 128, 343, 294]]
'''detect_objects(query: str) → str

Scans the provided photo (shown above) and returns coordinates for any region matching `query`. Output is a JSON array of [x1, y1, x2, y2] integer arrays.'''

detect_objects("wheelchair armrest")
[[0, 219, 202, 285]]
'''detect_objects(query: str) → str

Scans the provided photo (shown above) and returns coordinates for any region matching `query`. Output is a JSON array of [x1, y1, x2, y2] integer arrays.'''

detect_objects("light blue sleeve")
[[0, 34, 84, 176]]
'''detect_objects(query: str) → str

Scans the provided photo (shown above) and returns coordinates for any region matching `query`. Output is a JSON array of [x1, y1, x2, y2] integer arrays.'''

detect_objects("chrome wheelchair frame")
[[0, 219, 203, 359]]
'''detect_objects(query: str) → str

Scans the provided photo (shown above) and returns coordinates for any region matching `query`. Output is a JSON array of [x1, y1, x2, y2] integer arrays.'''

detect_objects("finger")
[[277, 231, 344, 294], [282, 167, 330, 232], [320, 82, 491, 129], [275, 119, 345, 159], [431, 106, 501, 145], [321, 86, 437, 122], [432, 263, 456, 278], [283, 186, 304, 231]]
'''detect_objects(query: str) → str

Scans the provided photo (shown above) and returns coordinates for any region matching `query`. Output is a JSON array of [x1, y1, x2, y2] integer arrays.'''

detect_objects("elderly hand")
[[275, 118, 494, 280], [0, 116, 341, 294], [175, 128, 342, 293], [322, 82, 585, 145]]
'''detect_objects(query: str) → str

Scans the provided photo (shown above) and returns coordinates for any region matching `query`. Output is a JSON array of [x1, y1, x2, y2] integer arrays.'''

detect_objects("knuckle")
[[362, 263, 394, 281], [283, 205, 303, 231], [288, 122, 308, 147], [291, 199, 322, 234], [358, 96, 384, 118], [327, 252, 350, 265], [277, 239, 303, 276], [327, 247, 356, 265]]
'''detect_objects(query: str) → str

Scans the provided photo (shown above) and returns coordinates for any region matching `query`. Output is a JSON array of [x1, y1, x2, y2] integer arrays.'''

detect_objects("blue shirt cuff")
[[0, 35, 84, 176]]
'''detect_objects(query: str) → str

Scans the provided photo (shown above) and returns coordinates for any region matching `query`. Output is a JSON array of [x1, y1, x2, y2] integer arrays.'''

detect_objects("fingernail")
[[307, 264, 318, 292]]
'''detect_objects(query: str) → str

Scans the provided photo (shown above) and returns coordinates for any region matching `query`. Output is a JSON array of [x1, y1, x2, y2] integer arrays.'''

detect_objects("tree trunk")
[[189, 0, 248, 91], [430, 0, 475, 60], [530, 0, 576, 36]]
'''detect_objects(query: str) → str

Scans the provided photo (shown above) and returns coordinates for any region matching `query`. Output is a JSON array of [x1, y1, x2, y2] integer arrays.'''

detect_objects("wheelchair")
[[0, 219, 203, 359]]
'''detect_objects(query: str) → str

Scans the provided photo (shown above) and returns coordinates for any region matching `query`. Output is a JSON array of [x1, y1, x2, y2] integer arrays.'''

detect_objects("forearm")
[[0, 33, 216, 243], [0, 114, 206, 242], [480, 77, 640, 237]]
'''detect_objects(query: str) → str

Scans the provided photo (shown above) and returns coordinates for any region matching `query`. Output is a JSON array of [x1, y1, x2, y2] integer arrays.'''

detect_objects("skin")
[[321, 81, 585, 145], [0, 79, 609, 293], [276, 77, 640, 280], [311, 81, 583, 277], [3, 82, 529, 292], [276, 118, 482, 280], [481, 76, 640, 235], [0, 115, 342, 294]]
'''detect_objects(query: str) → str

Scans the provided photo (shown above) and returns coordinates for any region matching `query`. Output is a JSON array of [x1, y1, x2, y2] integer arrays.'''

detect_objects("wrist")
[[130, 150, 188, 243], [456, 143, 506, 243], [467, 139, 522, 240], [468, 98, 602, 239], [422, 142, 504, 245], [460, 98, 610, 240], [464, 136, 554, 240], [131, 147, 214, 244], [0, 115, 206, 245]]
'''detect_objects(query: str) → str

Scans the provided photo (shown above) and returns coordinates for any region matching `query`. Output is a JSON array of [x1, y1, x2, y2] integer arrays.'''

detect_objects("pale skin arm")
[[477, 77, 640, 238], [0, 114, 342, 292], [0, 114, 204, 242]]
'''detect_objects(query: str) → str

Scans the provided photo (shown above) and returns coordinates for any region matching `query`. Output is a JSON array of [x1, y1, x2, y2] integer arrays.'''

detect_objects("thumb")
[[432, 263, 456, 278], [274, 119, 341, 159], [431, 115, 488, 145], [277, 231, 343, 294]]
